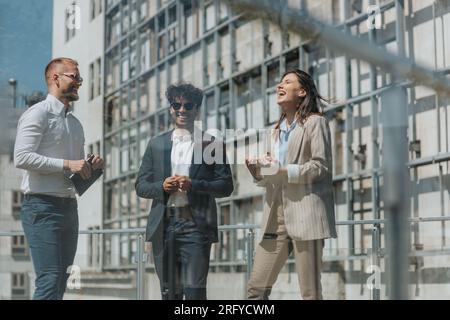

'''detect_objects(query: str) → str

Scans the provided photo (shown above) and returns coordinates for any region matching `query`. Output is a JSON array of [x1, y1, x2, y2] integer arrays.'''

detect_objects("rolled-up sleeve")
[[287, 164, 303, 184], [14, 108, 64, 172]]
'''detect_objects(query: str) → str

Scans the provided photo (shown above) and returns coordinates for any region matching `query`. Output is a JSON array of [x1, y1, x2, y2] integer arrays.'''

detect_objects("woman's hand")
[[245, 156, 263, 181], [256, 153, 273, 167]]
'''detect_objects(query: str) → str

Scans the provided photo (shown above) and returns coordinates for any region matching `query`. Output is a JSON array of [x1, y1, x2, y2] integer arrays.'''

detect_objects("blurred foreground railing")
[[2, 217, 450, 300]]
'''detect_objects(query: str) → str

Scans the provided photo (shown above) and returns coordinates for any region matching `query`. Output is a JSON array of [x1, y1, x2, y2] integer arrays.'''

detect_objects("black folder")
[[69, 155, 103, 196]]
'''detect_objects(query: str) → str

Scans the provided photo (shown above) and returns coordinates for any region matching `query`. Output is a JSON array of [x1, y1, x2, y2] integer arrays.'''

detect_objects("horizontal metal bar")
[[408, 152, 450, 168], [218, 224, 259, 231], [4, 216, 450, 237], [335, 0, 396, 28], [228, 0, 450, 97], [0, 224, 260, 237], [336, 219, 385, 226]]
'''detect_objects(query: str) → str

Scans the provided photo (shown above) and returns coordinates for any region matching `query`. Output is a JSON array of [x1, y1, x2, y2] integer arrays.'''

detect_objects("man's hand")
[[91, 155, 104, 170], [174, 175, 192, 192], [64, 159, 92, 180], [163, 176, 180, 194]]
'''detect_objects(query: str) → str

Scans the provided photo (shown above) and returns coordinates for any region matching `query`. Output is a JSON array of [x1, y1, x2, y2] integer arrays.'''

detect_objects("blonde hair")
[[45, 57, 79, 84]]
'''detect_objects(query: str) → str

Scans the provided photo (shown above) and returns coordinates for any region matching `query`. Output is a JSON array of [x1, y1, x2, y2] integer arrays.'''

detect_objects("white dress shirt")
[[14, 94, 85, 198], [167, 129, 194, 207]]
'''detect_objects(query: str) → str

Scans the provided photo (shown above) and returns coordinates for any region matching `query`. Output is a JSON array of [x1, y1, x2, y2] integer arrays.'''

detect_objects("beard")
[[62, 87, 79, 102]]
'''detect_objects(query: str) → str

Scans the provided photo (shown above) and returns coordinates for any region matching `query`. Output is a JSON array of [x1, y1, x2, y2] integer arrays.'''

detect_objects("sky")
[[0, 0, 53, 103]]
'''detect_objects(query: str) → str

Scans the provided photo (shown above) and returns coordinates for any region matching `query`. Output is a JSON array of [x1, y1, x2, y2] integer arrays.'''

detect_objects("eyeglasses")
[[170, 102, 196, 111], [60, 73, 83, 83]]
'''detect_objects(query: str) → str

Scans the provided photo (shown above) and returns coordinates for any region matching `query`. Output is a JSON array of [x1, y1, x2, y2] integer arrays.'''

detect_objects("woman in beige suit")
[[245, 69, 337, 300]]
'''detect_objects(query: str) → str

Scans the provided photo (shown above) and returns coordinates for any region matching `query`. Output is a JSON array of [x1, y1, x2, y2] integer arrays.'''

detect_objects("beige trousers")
[[247, 189, 324, 300]]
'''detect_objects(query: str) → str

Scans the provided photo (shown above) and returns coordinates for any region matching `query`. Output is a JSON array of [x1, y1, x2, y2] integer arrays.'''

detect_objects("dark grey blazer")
[[135, 129, 234, 244]]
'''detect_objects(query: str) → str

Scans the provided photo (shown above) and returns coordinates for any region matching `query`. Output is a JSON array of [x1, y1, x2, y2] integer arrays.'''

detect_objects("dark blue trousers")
[[20, 194, 78, 300], [153, 216, 212, 300]]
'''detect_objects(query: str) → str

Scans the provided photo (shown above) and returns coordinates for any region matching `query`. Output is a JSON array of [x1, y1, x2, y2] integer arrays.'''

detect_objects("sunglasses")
[[170, 102, 196, 111], [60, 73, 83, 84]]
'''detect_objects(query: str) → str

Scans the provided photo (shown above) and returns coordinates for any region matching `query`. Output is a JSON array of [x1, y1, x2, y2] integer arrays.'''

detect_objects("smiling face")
[[170, 96, 199, 129], [276, 72, 306, 113], [58, 63, 82, 102], [47, 61, 82, 103]]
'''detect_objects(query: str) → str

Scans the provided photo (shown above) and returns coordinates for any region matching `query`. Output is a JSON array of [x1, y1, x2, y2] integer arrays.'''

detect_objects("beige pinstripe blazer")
[[257, 115, 337, 241]]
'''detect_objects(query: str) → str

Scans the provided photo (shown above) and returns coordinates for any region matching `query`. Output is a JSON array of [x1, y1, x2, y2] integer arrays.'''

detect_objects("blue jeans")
[[20, 194, 78, 300]]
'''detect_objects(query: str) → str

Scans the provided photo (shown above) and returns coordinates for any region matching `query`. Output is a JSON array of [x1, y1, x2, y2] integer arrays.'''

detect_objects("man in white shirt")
[[135, 83, 233, 300], [14, 57, 104, 300]]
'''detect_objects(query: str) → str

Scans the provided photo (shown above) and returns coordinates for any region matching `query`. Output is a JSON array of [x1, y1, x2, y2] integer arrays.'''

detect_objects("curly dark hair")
[[165, 82, 204, 107]]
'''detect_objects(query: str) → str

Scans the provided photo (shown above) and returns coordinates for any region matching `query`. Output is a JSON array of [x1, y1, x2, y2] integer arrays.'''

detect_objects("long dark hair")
[[274, 69, 327, 132]]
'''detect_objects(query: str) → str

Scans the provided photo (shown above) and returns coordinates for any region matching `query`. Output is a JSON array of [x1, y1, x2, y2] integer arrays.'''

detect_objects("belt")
[[24, 193, 76, 203]]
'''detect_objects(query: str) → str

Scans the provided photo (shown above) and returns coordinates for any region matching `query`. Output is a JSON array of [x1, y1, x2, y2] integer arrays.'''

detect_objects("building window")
[[88, 141, 101, 157], [130, 36, 138, 78], [89, 63, 95, 100], [218, 29, 231, 79], [88, 226, 101, 267], [107, 9, 121, 47], [235, 76, 249, 130], [90, 0, 102, 21], [184, 0, 200, 45], [131, 0, 138, 26], [168, 5, 177, 26], [96, 58, 102, 97], [219, 86, 230, 131], [205, 37, 216, 85], [158, 112, 167, 132], [123, 2, 130, 35], [65, 2, 78, 42], [267, 90, 279, 125], [12, 235, 28, 257], [204, 1, 215, 32], [121, 57, 130, 83], [212, 204, 231, 261], [129, 139, 138, 171], [106, 48, 120, 93], [89, 58, 102, 100], [219, 1, 228, 22], [11, 273, 28, 298], [205, 92, 216, 130], [12, 191, 23, 219], [140, 0, 148, 20], [140, 29, 152, 72], [168, 27, 177, 54]]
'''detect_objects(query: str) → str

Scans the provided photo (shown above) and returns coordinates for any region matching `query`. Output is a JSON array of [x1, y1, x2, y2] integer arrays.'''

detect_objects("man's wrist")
[[63, 160, 69, 171]]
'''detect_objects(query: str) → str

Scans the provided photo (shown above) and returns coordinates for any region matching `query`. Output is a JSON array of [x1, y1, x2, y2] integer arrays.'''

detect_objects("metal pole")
[[12, 85, 16, 109], [226, 0, 450, 97], [9, 78, 17, 109], [381, 86, 410, 300], [136, 233, 145, 300], [395, 0, 406, 57], [245, 229, 255, 283], [167, 209, 176, 300], [371, 224, 381, 300]]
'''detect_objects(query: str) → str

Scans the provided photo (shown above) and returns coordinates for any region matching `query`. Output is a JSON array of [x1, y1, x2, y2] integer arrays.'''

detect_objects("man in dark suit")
[[135, 83, 233, 300]]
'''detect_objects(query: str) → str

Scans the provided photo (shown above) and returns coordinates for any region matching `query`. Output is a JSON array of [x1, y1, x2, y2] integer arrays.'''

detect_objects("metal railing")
[[2, 217, 450, 300], [0, 224, 258, 300]]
